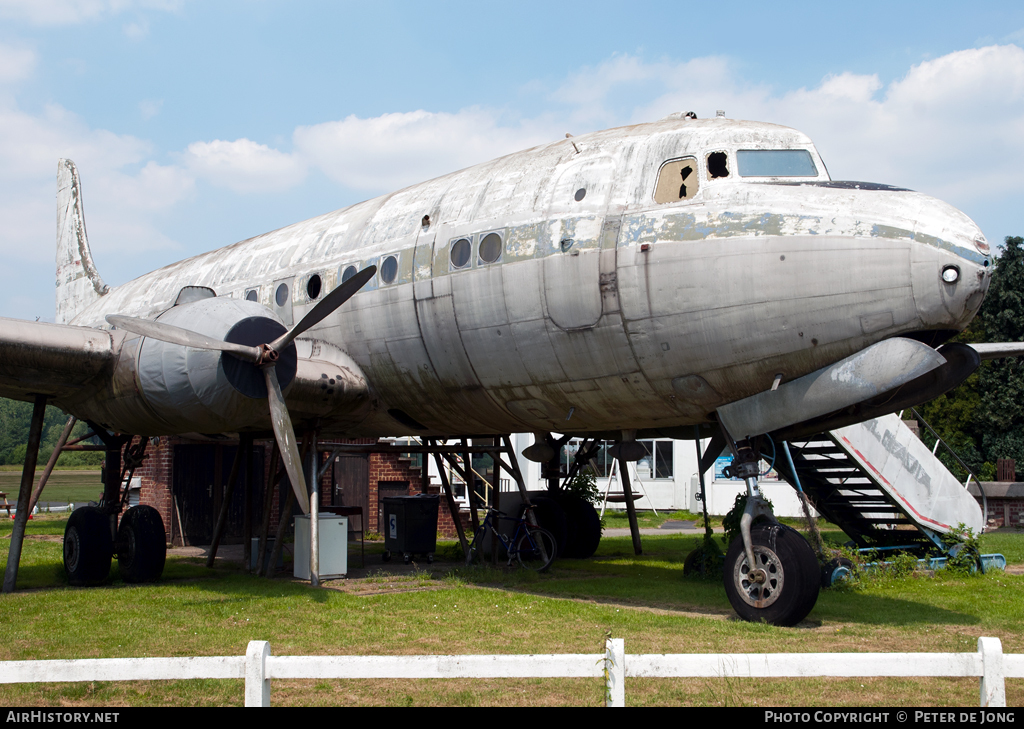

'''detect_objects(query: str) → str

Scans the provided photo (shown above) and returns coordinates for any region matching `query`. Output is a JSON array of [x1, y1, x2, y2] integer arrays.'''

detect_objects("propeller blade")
[[106, 315, 262, 363], [263, 365, 311, 514], [268, 265, 376, 353]]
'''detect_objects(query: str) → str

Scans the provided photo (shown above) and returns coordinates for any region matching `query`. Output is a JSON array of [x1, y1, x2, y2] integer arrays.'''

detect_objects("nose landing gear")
[[721, 436, 820, 626]]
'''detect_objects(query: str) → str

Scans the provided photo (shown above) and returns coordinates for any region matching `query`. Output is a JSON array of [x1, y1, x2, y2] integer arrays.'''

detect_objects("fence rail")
[[0, 638, 1017, 707]]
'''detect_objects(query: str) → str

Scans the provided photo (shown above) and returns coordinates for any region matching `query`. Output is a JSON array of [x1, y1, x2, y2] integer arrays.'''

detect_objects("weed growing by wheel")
[[943, 523, 982, 576]]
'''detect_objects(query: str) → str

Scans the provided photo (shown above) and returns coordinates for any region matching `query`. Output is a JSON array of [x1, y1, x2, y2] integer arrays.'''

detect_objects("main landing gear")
[[63, 433, 166, 586], [721, 438, 819, 626]]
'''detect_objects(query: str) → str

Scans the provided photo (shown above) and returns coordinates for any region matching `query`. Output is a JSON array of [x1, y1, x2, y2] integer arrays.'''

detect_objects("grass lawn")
[[0, 513, 1022, 706], [0, 469, 103, 507]]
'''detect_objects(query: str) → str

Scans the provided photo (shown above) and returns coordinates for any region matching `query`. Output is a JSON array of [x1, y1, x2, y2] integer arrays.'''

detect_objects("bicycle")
[[465, 505, 557, 572]]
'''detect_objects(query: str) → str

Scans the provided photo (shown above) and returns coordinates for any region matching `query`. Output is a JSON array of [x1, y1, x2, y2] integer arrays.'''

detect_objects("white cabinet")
[[293, 515, 348, 579]]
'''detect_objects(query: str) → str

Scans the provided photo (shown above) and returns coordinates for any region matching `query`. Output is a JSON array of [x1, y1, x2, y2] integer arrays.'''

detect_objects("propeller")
[[107, 265, 376, 514]]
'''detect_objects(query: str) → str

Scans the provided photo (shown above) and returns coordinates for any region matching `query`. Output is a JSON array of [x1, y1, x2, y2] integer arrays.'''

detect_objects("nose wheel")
[[723, 523, 820, 626]]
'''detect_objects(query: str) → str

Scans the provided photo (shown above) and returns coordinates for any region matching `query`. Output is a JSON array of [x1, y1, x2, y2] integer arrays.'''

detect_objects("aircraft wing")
[[0, 317, 116, 403], [968, 342, 1024, 361]]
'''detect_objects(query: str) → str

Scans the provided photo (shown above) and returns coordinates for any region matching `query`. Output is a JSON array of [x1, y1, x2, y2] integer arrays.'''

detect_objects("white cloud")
[[293, 109, 554, 192], [123, 17, 148, 40], [0, 99, 192, 265], [0, 0, 182, 25], [0, 43, 36, 84], [183, 138, 307, 193]]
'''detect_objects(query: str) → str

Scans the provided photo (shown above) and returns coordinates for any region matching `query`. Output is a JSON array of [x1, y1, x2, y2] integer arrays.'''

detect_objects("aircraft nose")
[[908, 205, 991, 333]]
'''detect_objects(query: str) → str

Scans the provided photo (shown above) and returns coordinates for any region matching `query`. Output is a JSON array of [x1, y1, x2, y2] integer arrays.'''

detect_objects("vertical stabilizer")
[[56, 159, 108, 324]]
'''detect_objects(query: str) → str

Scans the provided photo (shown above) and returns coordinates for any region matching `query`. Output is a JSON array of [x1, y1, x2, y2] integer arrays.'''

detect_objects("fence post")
[[979, 637, 1006, 708], [605, 637, 625, 707], [245, 640, 271, 707]]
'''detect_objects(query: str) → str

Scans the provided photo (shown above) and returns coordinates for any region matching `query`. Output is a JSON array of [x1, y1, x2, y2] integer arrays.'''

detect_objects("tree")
[[977, 236, 1024, 468]]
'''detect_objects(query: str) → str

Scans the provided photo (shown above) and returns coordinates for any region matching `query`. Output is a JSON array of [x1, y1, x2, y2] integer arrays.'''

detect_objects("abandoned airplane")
[[0, 112, 1013, 626]]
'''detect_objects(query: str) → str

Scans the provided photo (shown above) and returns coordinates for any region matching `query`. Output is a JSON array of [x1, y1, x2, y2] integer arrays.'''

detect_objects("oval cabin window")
[[450, 238, 471, 268], [380, 255, 398, 284]]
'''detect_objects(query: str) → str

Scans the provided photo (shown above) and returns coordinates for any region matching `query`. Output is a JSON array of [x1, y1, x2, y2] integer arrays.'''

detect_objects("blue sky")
[[2, 0, 1024, 320]]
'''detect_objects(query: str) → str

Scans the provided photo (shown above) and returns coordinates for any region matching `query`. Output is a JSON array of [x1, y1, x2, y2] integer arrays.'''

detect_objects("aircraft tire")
[[525, 495, 568, 558], [116, 505, 167, 583], [723, 523, 819, 626], [550, 492, 602, 559], [63, 506, 113, 586]]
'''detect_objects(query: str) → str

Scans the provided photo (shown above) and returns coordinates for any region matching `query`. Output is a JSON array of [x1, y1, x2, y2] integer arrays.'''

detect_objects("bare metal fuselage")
[[65, 117, 991, 438]]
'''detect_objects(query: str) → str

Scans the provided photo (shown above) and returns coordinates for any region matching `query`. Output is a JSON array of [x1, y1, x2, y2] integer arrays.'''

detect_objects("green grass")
[[1, 514, 1023, 706], [0, 469, 103, 506]]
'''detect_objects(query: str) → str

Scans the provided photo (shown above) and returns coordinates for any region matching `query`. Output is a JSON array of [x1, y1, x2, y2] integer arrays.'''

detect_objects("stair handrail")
[[909, 408, 988, 526]]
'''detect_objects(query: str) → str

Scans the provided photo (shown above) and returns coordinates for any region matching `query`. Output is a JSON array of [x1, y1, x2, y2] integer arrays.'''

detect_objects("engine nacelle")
[[76, 297, 369, 435]]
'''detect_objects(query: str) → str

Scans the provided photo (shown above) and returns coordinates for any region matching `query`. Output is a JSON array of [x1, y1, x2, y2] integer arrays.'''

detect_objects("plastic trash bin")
[[381, 494, 439, 564]]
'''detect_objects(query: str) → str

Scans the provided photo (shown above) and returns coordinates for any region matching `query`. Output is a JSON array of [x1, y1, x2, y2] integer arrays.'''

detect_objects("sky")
[[2, 0, 1024, 320]]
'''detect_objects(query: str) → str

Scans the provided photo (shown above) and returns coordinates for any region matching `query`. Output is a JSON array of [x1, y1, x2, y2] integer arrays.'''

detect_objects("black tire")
[[723, 524, 820, 627], [403, 553, 411, 565], [515, 525, 557, 572], [116, 505, 167, 583], [526, 495, 568, 558], [382, 550, 391, 562], [64, 506, 113, 586], [549, 492, 602, 559]]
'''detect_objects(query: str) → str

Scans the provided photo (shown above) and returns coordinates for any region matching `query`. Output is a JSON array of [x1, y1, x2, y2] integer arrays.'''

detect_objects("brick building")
[[133, 435, 470, 547]]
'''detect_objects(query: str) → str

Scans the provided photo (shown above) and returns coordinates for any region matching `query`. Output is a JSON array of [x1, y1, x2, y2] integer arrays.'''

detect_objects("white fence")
[[0, 637, 1019, 707]]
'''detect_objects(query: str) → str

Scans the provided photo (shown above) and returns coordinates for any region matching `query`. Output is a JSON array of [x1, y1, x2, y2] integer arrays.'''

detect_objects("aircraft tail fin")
[[56, 159, 108, 324]]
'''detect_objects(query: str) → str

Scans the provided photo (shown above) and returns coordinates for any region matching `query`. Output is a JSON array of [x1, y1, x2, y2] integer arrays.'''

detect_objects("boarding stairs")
[[774, 413, 985, 551]]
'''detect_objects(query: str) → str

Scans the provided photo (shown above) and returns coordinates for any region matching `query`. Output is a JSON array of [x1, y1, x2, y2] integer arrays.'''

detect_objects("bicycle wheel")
[[515, 525, 557, 572]]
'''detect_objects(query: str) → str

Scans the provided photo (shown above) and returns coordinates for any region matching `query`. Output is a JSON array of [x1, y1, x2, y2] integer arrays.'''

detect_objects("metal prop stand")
[[242, 435, 254, 574], [431, 445, 470, 557], [307, 429, 320, 587], [616, 454, 643, 556], [3, 394, 48, 593], [27, 415, 76, 515]]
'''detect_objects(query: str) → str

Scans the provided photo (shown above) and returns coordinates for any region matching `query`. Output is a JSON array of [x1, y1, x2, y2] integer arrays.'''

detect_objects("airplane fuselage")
[[67, 116, 991, 438]]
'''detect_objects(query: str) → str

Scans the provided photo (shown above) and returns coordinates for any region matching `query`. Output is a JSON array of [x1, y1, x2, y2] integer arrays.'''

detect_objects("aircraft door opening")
[[543, 156, 617, 330]]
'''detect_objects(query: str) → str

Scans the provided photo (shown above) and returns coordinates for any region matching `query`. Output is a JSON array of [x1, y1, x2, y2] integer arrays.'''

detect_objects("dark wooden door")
[[173, 444, 264, 545], [333, 454, 369, 519]]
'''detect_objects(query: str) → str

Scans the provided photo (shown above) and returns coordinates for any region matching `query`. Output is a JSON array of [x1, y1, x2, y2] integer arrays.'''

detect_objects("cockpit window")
[[737, 150, 817, 177], [706, 151, 729, 179], [654, 157, 699, 204]]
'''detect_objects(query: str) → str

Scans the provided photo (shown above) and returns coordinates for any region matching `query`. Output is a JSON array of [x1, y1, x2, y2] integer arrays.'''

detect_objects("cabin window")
[[737, 149, 817, 177], [244, 289, 258, 302], [306, 274, 322, 300], [341, 265, 357, 283], [450, 238, 471, 269], [654, 157, 699, 203], [574, 188, 587, 202], [478, 232, 502, 264], [706, 151, 729, 179], [275, 283, 289, 307], [380, 255, 398, 284]]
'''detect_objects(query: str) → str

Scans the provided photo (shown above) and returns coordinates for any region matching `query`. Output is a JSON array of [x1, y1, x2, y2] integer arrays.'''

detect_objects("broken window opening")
[[654, 157, 699, 204], [306, 274, 322, 300], [707, 151, 729, 179]]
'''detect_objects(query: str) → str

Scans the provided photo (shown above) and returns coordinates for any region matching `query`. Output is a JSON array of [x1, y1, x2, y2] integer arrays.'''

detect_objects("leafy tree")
[[0, 398, 102, 467], [977, 236, 1024, 469]]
